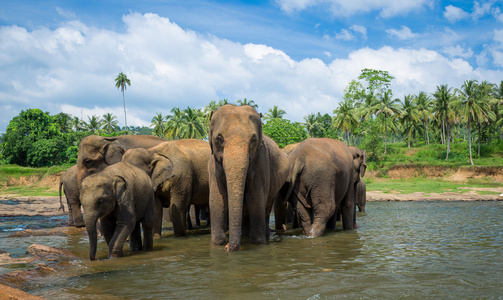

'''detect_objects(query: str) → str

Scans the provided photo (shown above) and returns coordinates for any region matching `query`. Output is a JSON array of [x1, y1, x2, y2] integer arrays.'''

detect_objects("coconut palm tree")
[[494, 80, 503, 139], [415, 91, 433, 145], [303, 113, 322, 138], [101, 113, 119, 134], [453, 80, 494, 165], [82, 115, 102, 133], [115, 72, 131, 130], [165, 107, 184, 140], [151, 113, 167, 137], [332, 100, 359, 145], [71, 116, 84, 132], [368, 90, 401, 154], [399, 94, 421, 148], [475, 80, 496, 154], [264, 105, 286, 122], [55, 113, 72, 134], [180, 107, 207, 139], [236, 98, 258, 109]]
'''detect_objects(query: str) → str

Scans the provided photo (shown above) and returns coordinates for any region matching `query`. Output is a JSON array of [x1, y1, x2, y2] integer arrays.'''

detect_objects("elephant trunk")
[[223, 144, 249, 252], [85, 215, 98, 260]]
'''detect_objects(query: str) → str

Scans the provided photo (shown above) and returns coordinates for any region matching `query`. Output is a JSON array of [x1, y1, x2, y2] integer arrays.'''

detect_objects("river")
[[1, 201, 502, 299]]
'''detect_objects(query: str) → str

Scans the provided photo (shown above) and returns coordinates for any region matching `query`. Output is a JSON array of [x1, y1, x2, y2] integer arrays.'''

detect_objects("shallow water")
[[1, 201, 503, 299]]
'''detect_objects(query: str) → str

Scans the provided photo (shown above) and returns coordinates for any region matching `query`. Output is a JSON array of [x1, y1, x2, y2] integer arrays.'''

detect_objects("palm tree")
[[82, 115, 102, 133], [101, 113, 119, 134], [165, 107, 184, 140], [368, 90, 401, 154], [399, 94, 420, 148], [303, 113, 322, 138], [415, 91, 433, 145], [332, 100, 359, 145], [71, 116, 83, 132], [236, 98, 258, 109], [453, 80, 494, 165], [115, 72, 131, 130], [151, 113, 167, 137], [475, 80, 496, 154], [55, 113, 72, 134], [494, 80, 503, 139], [433, 85, 453, 144], [180, 107, 207, 139], [264, 105, 286, 122]]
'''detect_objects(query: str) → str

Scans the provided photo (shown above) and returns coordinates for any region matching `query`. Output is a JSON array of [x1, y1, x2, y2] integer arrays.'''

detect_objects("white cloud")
[[350, 25, 367, 39], [385, 26, 417, 40], [494, 7, 503, 22], [471, 1, 492, 21], [335, 29, 354, 41], [494, 28, 503, 45], [1, 12, 502, 134], [276, 0, 433, 17], [443, 45, 474, 59], [444, 5, 469, 23]]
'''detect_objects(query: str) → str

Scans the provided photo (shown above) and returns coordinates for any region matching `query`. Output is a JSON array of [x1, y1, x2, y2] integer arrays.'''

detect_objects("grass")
[[366, 177, 502, 195], [0, 186, 59, 197]]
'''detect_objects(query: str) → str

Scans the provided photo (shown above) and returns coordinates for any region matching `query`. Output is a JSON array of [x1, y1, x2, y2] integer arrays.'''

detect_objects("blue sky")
[[1, 0, 503, 133]]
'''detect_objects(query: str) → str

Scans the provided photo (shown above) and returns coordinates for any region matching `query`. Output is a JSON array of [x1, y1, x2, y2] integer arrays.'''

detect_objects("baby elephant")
[[81, 161, 155, 260]]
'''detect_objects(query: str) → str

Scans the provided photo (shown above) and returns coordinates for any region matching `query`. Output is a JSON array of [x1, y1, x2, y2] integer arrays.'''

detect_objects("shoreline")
[[1, 192, 502, 217]]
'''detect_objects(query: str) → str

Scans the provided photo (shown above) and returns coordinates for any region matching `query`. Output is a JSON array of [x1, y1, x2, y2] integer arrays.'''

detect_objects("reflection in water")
[[1, 201, 502, 299]]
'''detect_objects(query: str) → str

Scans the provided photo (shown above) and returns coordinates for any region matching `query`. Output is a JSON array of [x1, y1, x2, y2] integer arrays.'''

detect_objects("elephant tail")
[[58, 177, 65, 212], [284, 159, 305, 207]]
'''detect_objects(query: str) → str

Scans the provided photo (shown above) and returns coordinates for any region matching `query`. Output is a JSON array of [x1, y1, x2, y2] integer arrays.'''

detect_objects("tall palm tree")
[[332, 100, 359, 145], [475, 80, 496, 154], [415, 91, 433, 145], [165, 107, 184, 140], [55, 113, 72, 134], [115, 72, 131, 130], [71, 116, 83, 132], [433, 85, 453, 145], [151, 113, 167, 137], [101, 113, 119, 134], [453, 80, 494, 165], [494, 80, 503, 139], [399, 94, 420, 148], [303, 113, 321, 138], [368, 90, 401, 154], [82, 115, 102, 133], [264, 105, 286, 122], [236, 98, 258, 109], [180, 107, 207, 139]]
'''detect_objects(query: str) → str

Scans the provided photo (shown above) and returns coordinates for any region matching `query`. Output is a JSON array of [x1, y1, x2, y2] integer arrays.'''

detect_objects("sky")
[[1, 0, 503, 134]]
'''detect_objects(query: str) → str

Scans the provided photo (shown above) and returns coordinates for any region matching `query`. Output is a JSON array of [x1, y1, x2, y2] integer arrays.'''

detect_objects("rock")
[[0, 283, 45, 299], [26, 244, 77, 261], [0, 251, 35, 266]]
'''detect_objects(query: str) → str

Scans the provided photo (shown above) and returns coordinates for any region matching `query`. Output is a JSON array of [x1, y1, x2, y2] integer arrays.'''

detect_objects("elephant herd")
[[59, 105, 367, 260]]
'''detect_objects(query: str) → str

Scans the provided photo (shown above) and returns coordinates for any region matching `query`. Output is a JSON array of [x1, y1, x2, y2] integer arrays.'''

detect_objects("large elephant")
[[80, 161, 154, 260], [208, 105, 289, 252], [59, 164, 85, 227], [122, 139, 211, 237], [77, 135, 166, 187], [284, 138, 356, 238]]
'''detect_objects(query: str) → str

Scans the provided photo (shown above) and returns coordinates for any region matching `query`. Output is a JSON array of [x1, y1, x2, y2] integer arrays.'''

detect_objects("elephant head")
[[122, 148, 155, 176], [77, 135, 126, 186], [81, 173, 127, 260], [349, 146, 367, 183], [209, 104, 262, 251]]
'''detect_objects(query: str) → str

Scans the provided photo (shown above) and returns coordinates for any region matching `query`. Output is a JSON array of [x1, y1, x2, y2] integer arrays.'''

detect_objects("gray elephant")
[[208, 105, 289, 251], [80, 161, 154, 260], [59, 164, 85, 227], [77, 135, 166, 187], [122, 139, 211, 237], [356, 179, 367, 212], [284, 138, 358, 238]]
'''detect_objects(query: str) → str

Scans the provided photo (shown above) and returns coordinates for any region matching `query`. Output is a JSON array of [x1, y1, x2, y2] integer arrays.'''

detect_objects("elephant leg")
[[309, 187, 336, 238], [291, 194, 313, 237], [100, 217, 117, 247], [340, 187, 355, 231], [142, 198, 155, 251], [129, 221, 143, 251], [195, 205, 201, 227], [209, 172, 227, 246], [153, 197, 163, 238], [66, 199, 74, 227], [170, 194, 189, 237], [108, 219, 135, 258]]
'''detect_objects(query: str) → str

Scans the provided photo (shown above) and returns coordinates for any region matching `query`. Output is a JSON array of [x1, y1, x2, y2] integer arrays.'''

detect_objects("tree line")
[[1, 69, 502, 167]]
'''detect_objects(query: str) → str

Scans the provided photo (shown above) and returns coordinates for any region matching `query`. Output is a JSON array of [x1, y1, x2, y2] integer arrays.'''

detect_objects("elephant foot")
[[225, 243, 240, 252], [353, 222, 359, 229], [153, 233, 161, 239]]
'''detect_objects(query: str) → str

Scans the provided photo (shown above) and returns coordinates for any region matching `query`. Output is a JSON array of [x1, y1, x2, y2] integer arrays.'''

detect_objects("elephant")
[[356, 179, 367, 212], [281, 142, 300, 156], [59, 164, 85, 227], [283, 138, 357, 238], [208, 104, 289, 252], [77, 134, 166, 188], [80, 161, 154, 260], [122, 139, 211, 237]]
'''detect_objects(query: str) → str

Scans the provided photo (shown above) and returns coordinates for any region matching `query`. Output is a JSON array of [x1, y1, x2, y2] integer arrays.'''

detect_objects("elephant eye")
[[216, 134, 224, 145]]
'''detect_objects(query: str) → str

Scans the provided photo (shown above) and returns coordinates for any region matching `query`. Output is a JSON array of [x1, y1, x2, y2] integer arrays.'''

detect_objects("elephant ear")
[[360, 151, 367, 178], [150, 153, 175, 192], [101, 138, 126, 165], [113, 175, 128, 205]]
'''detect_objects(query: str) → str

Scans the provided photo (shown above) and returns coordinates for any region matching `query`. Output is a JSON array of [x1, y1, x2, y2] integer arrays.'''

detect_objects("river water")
[[1, 201, 502, 299]]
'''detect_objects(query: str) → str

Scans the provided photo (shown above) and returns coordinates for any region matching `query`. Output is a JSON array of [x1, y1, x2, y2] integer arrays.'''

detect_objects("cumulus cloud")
[[0, 12, 502, 133], [276, 0, 433, 17], [350, 25, 367, 40], [335, 29, 354, 41], [444, 5, 469, 23], [385, 26, 417, 40], [443, 45, 474, 59]]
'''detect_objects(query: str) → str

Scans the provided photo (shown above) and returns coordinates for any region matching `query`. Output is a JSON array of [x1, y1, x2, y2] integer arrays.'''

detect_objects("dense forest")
[[1, 69, 502, 168]]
